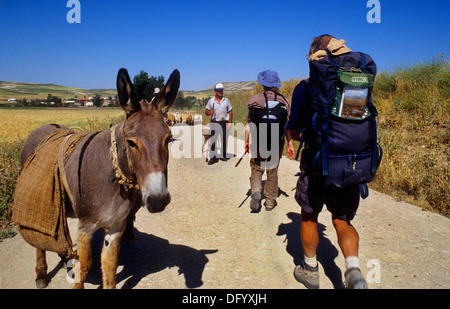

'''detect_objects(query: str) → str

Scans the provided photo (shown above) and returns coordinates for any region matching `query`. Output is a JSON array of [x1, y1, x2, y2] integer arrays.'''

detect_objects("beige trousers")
[[249, 158, 280, 201]]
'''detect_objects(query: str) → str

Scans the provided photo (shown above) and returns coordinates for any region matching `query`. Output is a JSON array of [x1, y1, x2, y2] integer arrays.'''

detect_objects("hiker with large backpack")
[[286, 35, 382, 289], [244, 70, 290, 212]]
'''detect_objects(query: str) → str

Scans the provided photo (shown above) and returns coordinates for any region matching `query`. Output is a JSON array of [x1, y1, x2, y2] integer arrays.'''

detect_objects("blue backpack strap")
[[360, 52, 367, 71], [308, 84, 330, 176], [369, 116, 378, 174], [311, 56, 332, 176], [321, 103, 329, 176], [326, 49, 340, 70], [359, 183, 369, 199]]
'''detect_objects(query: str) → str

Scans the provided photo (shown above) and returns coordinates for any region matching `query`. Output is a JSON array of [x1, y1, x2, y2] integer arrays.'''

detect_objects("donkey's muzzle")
[[141, 172, 170, 213], [145, 192, 171, 213]]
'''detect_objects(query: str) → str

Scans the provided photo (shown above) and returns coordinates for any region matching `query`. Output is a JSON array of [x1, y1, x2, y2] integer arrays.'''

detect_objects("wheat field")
[[0, 108, 125, 235], [0, 108, 125, 143]]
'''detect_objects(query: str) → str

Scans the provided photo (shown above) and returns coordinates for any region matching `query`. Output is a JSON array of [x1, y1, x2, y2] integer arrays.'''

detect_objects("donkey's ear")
[[153, 69, 180, 114], [117, 68, 140, 117]]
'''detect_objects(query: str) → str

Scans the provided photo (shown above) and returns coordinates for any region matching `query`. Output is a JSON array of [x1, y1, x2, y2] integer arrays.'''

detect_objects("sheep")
[[166, 113, 176, 126], [174, 112, 181, 124], [194, 114, 203, 124], [181, 113, 194, 126]]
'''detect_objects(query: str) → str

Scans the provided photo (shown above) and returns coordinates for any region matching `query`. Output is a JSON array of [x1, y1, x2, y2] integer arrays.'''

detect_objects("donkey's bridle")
[[110, 124, 139, 191]]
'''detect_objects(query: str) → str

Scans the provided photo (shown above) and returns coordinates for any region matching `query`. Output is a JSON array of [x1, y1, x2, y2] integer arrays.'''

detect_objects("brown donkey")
[[19, 68, 180, 288]]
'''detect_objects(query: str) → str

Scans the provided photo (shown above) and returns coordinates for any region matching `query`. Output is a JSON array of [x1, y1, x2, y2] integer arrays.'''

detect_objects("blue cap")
[[257, 70, 281, 89]]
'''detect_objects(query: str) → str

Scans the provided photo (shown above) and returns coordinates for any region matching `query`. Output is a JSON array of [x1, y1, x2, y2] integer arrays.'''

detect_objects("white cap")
[[154, 88, 160, 94], [215, 83, 224, 90]]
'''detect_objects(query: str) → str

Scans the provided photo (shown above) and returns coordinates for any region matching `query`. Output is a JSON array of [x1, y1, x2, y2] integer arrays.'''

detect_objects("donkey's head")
[[116, 68, 180, 213]]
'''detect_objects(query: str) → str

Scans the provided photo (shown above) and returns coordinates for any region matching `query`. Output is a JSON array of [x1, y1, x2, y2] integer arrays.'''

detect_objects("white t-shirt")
[[206, 97, 232, 121]]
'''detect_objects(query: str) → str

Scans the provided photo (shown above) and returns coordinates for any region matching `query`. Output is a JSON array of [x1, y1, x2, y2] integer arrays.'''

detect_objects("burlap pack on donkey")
[[12, 128, 92, 259]]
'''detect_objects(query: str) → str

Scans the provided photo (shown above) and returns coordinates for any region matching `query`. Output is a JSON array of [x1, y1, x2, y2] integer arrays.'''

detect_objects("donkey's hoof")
[[35, 278, 49, 289]]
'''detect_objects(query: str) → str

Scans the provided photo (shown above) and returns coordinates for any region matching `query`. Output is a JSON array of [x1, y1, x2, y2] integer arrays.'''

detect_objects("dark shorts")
[[294, 150, 361, 221]]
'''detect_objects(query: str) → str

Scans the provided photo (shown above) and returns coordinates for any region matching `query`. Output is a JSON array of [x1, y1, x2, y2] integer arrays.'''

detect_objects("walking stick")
[[235, 151, 248, 168]]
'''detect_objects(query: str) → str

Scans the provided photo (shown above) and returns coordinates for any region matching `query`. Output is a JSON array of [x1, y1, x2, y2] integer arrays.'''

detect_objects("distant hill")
[[0, 80, 258, 102], [183, 81, 257, 98], [0, 81, 116, 102]]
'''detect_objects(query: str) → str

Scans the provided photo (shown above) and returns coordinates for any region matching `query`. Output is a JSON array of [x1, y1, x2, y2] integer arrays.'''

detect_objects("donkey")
[[19, 68, 180, 289]]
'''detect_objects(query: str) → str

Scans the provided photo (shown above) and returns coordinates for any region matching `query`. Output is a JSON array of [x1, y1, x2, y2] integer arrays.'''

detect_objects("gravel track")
[[0, 126, 448, 289]]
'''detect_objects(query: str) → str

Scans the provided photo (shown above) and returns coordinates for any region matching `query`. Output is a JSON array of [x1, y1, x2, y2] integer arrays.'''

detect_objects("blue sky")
[[0, 0, 449, 91]]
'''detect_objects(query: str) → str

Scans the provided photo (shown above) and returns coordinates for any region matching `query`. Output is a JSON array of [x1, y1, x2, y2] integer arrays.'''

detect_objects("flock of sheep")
[[166, 112, 203, 126]]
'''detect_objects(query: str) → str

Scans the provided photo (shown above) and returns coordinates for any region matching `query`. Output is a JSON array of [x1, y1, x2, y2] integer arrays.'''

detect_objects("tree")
[[173, 91, 186, 109], [132, 70, 165, 101], [46, 93, 62, 106], [93, 94, 102, 107], [185, 96, 197, 110], [172, 92, 208, 110], [46, 93, 53, 106]]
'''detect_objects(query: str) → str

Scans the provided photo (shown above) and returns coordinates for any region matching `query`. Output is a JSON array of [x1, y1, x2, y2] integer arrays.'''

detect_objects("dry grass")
[[371, 56, 449, 216]]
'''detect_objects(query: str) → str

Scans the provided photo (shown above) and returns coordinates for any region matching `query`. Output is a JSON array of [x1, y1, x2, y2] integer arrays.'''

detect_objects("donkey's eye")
[[127, 139, 139, 150], [165, 136, 174, 145]]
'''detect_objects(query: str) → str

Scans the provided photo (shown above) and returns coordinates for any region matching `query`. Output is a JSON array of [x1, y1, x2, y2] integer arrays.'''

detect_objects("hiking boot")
[[345, 268, 368, 289], [293, 261, 319, 289], [250, 191, 262, 212], [264, 199, 277, 211]]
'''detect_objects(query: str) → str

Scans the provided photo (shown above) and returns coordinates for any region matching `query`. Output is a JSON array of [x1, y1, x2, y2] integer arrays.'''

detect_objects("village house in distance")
[[4, 96, 116, 107], [65, 96, 115, 107], [66, 97, 94, 107]]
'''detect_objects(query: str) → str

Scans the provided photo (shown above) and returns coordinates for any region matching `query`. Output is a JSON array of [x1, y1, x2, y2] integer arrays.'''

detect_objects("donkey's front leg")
[[101, 222, 126, 289], [73, 228, 94, 289]]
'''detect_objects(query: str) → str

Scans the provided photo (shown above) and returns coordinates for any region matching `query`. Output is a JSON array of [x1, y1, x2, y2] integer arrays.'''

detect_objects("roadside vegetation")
[[371, 55, 449, 215]]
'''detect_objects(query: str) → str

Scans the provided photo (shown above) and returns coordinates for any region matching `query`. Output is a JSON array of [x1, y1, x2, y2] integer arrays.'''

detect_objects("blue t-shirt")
[[286, 79, 309, 132]]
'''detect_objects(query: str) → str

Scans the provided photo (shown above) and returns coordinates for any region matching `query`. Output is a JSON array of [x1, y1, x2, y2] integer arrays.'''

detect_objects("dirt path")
[[0, 125, 449, 289]]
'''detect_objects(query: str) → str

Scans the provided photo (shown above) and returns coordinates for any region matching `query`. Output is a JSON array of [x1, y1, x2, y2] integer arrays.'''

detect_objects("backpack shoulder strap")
[[276, 91, 288, 103], [326, 49, 340, 70], [263, 92, 270, 119], [360, 52, 367, 70], [263, 92, 268, 104]]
